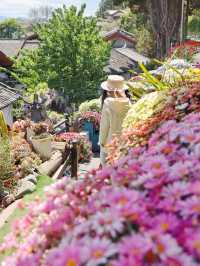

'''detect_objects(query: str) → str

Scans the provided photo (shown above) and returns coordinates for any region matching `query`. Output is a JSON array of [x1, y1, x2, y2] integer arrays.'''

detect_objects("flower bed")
[[1, 112, 200, 265], [107, 81, 200, 163], [54, 132, 92, 163]]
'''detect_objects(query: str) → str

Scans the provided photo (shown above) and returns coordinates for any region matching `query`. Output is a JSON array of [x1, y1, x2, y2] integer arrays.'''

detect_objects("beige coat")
[[99, 97, 131, 152]]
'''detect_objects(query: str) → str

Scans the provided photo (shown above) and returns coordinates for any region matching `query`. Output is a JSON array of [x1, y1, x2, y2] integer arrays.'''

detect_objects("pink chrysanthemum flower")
[[141, 155, 169, 178], [83, 237, 117, 266], [178, 196, 200, 218], [44, 245, 85, 266], [153, 234, 182, 260]]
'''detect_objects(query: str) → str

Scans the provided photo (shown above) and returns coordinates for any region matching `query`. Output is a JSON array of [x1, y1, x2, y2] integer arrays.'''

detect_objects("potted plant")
[[31, 122, 52, 160]]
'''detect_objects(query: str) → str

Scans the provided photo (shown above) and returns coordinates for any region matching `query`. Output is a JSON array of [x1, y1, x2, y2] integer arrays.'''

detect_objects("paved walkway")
[[79, 156, 100, 177]]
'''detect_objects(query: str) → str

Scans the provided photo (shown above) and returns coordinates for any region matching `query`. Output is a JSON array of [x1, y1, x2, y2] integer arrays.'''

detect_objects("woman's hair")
[[101, 90, 108, 109], [101, 89, 131, 108]]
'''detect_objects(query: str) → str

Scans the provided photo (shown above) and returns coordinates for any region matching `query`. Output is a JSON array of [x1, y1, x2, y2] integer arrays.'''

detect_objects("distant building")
[[105, 47, 150, 79], [103, 28, 149, 79], [105, 10, 124, 20], [103, 28, 136, 48], [0, 83, 20, 125], [0, 34, 39, 90], [0, 33, 40, 59], [0, 51, 13, 68]]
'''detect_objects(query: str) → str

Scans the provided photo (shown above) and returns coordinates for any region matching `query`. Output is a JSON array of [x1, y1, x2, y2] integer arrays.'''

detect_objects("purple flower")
[[44, 245, 85, 266], [141, 155, 169, 177], [83, 237, 117, 266]]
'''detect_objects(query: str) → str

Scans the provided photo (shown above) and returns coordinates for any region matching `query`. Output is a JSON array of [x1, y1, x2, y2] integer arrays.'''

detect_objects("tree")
[[136, 26, 154, 57], [188, 9, 200, 36], [114, 0, 185, 58], [0, 19, 24, 39], [96, 0, 114, 17], [15, 5, 110, 104], [29, 6, 53, 23]]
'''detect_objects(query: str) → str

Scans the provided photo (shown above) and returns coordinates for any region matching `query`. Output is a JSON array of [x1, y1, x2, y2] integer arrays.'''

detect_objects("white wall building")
[[0, 84, 19, 126]]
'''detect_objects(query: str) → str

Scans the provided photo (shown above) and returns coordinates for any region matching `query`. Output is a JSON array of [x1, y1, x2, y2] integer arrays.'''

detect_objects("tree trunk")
[[148, 0, 183, 58]]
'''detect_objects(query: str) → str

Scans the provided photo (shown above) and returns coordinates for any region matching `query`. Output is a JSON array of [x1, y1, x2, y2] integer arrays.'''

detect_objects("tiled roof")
[[116, 48, 150, 64], [0, 40, 24, 57], [105, 48, 150, 74], [0, 35, 39, 58], [0, 83, 20, 109], [105, 49, 136, 74], [103, 28, 136, 43]]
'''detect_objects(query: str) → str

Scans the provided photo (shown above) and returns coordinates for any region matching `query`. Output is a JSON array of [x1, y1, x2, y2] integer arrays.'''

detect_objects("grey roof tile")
[[0, 83, 20, 109]]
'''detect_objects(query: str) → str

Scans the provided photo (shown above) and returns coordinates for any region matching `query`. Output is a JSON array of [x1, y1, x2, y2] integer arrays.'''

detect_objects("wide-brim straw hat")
[[101, 75, 128, 92]]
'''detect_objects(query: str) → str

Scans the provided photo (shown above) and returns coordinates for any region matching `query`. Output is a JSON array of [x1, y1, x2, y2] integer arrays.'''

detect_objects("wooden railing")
[[37, 140, 79, 179], [55, 140, 79, 179]]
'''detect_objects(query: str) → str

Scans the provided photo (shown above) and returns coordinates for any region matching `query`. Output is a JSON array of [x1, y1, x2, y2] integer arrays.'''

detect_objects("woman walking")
[[99, 75, 131, 166]]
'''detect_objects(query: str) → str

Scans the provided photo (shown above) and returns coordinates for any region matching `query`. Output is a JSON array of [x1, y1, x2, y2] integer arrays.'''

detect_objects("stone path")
[[79, 156, 100, 177]]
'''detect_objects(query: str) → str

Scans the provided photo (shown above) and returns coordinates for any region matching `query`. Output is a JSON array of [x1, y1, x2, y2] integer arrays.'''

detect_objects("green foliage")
[[47, 111, 64, 124], [120, 11, 137, 33], [0, 18, 24, 39], [120, 11, 146, 33], [120, 10, 154, 57], [12, 100, 24, 120], [96, 0, 114, 17], [14, 49, 42, 91], [188, 10, 200, 35], [0, 138, 12, 182], [135, 26, 154, 57], [139, 63, 169, 91], [78, 99, 101, 113], [15, 5, 110, 104]]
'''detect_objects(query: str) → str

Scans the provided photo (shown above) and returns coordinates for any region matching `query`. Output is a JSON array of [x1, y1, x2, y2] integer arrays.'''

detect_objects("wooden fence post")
[[71, 140, 78, 179], [64, 113, 70, 132]]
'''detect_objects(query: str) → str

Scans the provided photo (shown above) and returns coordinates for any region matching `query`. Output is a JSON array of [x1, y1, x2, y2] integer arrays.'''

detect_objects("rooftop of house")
[[0, 34, 40, 58], [116, 48, 150, 64], [103, 28, 136, 44], [0, 82, 20, 109], [105, 48, 150, 74], [0, 50, 13, 67], [0, 39, 24, 58]]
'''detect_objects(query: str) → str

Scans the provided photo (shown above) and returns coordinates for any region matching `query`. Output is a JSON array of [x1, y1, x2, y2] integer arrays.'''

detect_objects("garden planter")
[[31, 135, 52, 160]]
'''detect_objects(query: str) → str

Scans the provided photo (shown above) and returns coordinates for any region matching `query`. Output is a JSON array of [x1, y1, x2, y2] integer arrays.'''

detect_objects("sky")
[[0, 0, 101, 18]]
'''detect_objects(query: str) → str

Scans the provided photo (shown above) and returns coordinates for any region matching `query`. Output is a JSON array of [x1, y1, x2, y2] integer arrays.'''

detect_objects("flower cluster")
[[1, 112, 200, 265], [12, 119, 32, 133], [79, 111, 101, 131], [108, 81, 200, 163], [54, 132, 92, 162], [11, 133, 42, 180]]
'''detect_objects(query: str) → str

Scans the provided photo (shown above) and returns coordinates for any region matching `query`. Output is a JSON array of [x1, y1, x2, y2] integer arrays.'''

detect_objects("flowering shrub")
[[170, 43, 198, 62], [11, 133, 42, 179], [54, 132, 92, 162], [12, 119, 32, 133], [108, 81, 200, 163], [1, 112, 200, 265], [122, 91, 166, 129], [0, 137, 13, 191], [79, 111, 101, 131], [78, 99, 101, 113]]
